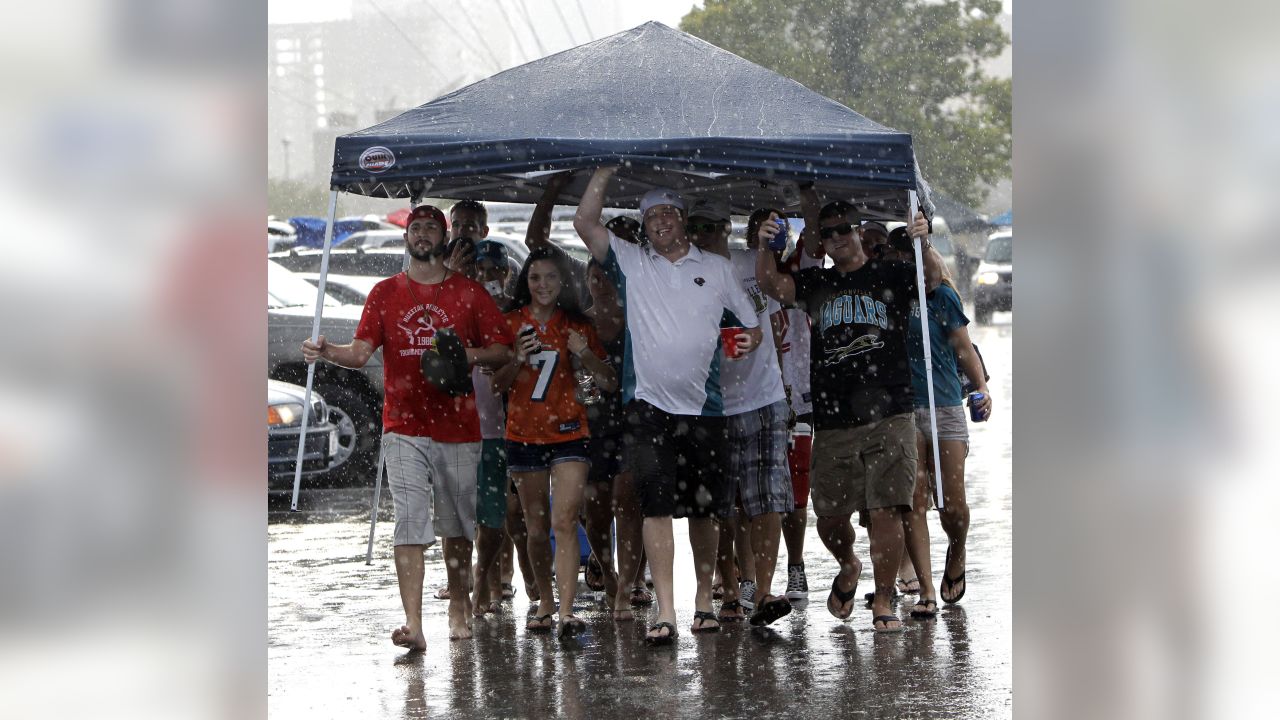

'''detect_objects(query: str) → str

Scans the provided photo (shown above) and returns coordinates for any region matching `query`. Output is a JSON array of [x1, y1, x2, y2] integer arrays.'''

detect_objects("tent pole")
[[290, 189, 341, 511], [365, 443, 387, 564], [909, 190, 946, 511]]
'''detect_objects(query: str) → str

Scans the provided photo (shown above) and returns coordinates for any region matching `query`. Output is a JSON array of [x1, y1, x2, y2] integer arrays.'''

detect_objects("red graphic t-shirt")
[[355, 272, 513, 442]]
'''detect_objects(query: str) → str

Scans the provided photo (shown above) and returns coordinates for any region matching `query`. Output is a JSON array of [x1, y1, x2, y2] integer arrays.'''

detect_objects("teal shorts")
[[476, 438, 509, 529]]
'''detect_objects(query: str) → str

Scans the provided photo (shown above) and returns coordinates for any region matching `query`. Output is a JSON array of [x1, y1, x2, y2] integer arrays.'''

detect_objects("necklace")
[[405, 269, 450, 333]]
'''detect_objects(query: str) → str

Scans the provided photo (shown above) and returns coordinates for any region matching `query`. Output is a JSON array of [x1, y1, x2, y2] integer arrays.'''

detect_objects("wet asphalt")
[[269, 317, 1012, 719]]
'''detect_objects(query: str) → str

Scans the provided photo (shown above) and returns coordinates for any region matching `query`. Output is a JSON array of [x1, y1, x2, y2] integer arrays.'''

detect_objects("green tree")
[[681, 0, 1010, 208]]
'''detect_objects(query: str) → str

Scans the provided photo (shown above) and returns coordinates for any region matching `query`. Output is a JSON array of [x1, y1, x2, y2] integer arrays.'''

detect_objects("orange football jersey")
[[503, 308, 607, 444]]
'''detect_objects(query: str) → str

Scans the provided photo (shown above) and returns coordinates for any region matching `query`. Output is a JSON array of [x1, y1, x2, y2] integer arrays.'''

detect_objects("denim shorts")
[[505, 438, 591, 473]]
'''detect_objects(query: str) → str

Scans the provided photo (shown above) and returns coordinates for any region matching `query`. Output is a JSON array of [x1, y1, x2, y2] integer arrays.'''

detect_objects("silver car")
[[268, 260, 384, 483]]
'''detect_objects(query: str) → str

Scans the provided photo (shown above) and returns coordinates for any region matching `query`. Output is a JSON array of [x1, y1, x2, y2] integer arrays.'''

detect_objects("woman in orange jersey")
[[492, 246, 618, 639]]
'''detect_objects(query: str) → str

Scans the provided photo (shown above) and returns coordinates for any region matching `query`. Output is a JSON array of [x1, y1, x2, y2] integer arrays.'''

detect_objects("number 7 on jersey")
[[528, 350, 558, 402]]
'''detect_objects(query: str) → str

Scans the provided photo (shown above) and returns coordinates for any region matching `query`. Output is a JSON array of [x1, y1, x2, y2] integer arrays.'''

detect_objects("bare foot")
[[447, 602, 473, 641], [391, 625, 427, 651]]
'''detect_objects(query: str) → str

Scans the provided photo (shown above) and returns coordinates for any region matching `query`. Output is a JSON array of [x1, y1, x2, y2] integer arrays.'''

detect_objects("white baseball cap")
[[639, 187, 685, 217]]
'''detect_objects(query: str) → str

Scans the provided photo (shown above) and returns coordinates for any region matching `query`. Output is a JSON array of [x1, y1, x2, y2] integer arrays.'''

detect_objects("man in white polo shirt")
[[574, 166, 763, 645], [685, 198, 795, 627]]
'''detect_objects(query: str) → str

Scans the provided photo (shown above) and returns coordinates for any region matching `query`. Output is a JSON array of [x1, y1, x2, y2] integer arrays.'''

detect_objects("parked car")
[[268, 218, 298, 253], [345, 229, 407, 250], [268, 260, 384, 483], [972, 230, 1012, 323], [268, 380, 337, 491]]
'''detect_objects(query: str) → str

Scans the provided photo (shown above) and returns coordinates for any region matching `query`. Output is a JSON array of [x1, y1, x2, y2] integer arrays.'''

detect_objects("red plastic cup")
[[720, 326, 744, 359]]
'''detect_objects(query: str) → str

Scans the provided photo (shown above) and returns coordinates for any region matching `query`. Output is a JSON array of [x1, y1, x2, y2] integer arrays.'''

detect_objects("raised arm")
[[909, 211, 943, 292], [798, 182, 823, 259], [756, 215, 797, 306], [574, 166, 617, 263], [525, 171, 574, 252]]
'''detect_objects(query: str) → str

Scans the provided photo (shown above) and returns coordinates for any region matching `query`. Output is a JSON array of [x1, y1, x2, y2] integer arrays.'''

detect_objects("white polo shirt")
[[721, 249, 786, 415], [602, 233, 759, 417]]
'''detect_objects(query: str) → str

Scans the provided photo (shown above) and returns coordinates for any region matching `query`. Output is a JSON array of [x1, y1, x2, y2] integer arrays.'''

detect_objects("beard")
[[407, 242, 438, 262]]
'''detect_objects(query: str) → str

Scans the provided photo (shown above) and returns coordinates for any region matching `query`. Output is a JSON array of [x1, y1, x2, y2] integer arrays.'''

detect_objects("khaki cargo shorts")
[[810, 413, 918, 517]]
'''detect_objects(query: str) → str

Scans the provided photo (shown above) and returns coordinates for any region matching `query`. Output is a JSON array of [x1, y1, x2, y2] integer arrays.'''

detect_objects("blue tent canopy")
[[990, 210, 1012, 226], [330, 22, 933, 221], [288, 217, 366, 248]]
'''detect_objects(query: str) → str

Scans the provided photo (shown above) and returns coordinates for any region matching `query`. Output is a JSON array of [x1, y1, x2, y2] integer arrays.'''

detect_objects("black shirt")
[[792, 260, 917, 430]]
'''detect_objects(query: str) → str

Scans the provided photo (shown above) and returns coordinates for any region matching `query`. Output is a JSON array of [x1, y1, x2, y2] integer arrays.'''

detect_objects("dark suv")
[[972, 230, 1012, 323]]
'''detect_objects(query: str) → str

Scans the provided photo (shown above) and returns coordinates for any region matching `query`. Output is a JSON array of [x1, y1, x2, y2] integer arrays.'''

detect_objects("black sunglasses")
[[686, 221, 723, 234], [819, 223, 856, 239]]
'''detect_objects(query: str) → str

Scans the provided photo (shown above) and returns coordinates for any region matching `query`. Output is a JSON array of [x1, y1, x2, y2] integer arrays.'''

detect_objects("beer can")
[[967, 392, 987, 422]]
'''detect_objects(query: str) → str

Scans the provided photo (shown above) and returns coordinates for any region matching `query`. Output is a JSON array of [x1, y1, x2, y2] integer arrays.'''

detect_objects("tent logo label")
[[359, 146, 395, 173]]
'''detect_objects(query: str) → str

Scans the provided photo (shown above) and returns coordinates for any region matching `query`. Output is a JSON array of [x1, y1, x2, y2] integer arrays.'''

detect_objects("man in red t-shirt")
[[302, 205, 513, 647]]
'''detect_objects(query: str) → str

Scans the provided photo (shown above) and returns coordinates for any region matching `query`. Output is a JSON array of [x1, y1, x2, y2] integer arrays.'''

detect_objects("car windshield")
[[269, 260, 339, 308], [985, 236, 1012, 263]]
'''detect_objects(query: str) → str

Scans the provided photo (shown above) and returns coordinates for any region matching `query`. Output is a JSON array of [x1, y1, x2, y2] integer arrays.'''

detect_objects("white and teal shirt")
[[602, 233, 760, 417]]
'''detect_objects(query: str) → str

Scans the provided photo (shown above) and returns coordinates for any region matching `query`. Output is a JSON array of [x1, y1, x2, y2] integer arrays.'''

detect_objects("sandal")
[[910, 599, 938, 619], [896, 577, 921, 594], [718, 600, 746, 622], [750, 595, 793, 627], [712, 583, 724, 600], [433, 586, 451, 600], [558, 615, 586, 640], [630, 587, 654, 607], [585, 555, 605, 592], [940, 546, 967, 604], [645, 621, 678, 646], [827, 575, 858, 620], [526, 613, 554, 632], [691, 610, 721, 633], [873, 614, 904, 633], [500, 583, 515, 600]]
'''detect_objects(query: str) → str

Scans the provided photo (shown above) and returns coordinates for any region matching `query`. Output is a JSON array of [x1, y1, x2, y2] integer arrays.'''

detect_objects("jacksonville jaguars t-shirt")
[[792, 259, 917, 430]]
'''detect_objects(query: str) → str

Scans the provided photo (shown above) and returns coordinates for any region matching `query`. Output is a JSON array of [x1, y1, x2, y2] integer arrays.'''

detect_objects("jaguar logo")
[[359, 146, 395, 173], [694, 277, 706, 286], [821, 333, 885, 366]]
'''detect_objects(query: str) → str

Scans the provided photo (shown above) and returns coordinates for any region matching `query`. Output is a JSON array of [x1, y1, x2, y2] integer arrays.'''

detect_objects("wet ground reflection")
[[269, 321, 1011, 719]]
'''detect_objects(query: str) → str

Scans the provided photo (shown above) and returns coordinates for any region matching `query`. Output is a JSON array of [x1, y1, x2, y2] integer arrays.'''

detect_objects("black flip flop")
[[718, 600, 746, 623], [558, 615, 586, 640], [645, 621, 678, 646], [526, 613, 554, 633], [750, 595, 793, 627], [940, 546, 967, 604], [910, 599, 938, 619], [828, 576, 858, 620], [873, 615, 904, 633], [691, 610, 721, 633]]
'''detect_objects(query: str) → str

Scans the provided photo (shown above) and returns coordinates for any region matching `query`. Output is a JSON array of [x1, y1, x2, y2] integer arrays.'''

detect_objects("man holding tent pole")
[[755, 196, 940, 633], [301, 204, 513, 647], [574, 166, 763, 645]]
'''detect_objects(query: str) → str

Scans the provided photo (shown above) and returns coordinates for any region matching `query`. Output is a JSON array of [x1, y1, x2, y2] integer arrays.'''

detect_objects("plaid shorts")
[[382, 432, 480, 545], [726, 399, 794, 518]]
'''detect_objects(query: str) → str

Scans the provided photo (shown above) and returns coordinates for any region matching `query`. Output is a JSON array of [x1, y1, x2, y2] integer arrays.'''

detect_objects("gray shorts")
[[913, 405, 969, 443], [382, 432, 481, 546], [726, 399, 794, 518]]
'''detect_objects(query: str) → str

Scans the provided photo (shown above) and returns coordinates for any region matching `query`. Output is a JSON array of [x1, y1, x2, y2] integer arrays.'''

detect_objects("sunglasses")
[[819, 223, 856, 239], [686, 221, 722, 234]]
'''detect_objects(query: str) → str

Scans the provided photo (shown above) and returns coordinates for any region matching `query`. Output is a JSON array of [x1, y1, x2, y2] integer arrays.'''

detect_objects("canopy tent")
[[290, 21, 951, 529], [329, 21, 932, 221]]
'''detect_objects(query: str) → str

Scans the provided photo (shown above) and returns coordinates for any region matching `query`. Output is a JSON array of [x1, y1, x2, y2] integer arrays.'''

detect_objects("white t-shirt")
[[472, 365, 506, 440], [780, 248, 822, 417], [721, 249, 786, 415], [602, 233, 759, 417]]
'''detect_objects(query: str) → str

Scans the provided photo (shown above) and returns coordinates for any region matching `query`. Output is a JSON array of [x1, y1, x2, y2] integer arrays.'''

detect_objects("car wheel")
[[313, 382, 380, 485]]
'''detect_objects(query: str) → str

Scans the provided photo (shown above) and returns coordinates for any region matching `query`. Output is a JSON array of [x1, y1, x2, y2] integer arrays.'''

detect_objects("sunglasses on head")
[[819, 223, 856, 239], [686, 221, 722, 234]]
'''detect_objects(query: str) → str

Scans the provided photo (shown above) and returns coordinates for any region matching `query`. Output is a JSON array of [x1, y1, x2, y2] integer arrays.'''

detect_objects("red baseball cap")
[[405, 204, 448, 231]]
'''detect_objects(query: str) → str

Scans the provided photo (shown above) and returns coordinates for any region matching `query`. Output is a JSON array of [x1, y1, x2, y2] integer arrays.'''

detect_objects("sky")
[[268, 0, 708, 27]]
